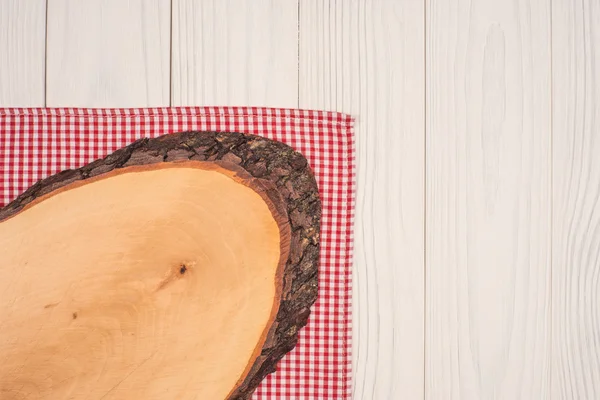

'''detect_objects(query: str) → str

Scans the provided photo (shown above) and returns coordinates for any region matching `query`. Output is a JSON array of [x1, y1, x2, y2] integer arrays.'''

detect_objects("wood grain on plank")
[[299, 1, 425, 398], [426, 0, 552, 398], [552, 0, 600, 398], [0, 0, 46, 107], [46, 0, 170, 107], [171, 0, 298, 107]]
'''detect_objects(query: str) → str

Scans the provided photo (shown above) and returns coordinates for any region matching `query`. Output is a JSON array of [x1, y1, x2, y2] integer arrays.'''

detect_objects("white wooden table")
[[1, 0, 599, 398]]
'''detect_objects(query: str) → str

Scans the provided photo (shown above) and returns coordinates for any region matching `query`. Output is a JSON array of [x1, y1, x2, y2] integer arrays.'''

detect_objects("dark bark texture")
[[0, 131, 321, 400]]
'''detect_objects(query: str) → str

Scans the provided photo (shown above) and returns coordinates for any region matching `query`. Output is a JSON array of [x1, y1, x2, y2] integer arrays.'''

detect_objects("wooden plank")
[[552, 1, 600, 398], [0, 0, 46, 107], [171, 0, 298, 107], [425, 0, 552, 398], [299, 1, 425, 398], [46, 0, 170, 107]]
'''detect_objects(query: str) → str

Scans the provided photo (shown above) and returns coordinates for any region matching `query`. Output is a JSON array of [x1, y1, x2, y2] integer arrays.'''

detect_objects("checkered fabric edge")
[[0, 106, 355, 400]]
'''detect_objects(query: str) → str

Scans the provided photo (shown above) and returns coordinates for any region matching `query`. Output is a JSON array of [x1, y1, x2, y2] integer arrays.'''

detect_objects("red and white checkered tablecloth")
[[0, 107, 354, 400]]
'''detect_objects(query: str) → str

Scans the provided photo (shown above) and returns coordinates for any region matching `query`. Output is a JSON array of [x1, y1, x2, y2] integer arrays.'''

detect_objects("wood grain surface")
[[0, 131, 320, 400], [426, 0, 551, 398], [552, 0, 600, 398], [0, 0, 46, 106], [46, 0, 170, 107], [171, 0, 298, 107], [2, 0, 600, 398], [299, 1, 425, 398]]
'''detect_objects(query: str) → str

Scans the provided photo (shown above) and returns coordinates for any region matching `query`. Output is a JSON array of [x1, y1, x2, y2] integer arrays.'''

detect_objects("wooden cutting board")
[[0, 131, 321, 400]]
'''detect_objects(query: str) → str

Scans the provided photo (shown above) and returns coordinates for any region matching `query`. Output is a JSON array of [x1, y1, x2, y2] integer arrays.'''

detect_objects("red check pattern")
[[0, 107, 354, 400]]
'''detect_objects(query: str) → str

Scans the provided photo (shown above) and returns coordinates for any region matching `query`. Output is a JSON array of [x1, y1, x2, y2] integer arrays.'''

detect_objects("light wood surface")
[[0, 0, 46, 107], [0, 163, 284, 399], [299, 1, 425, 398], [426, 0, 552, 398], [171, 0, 298, 107], [552, 0, 600, 398], [46, 0, 170, 107], [2, 0, 600, 398]]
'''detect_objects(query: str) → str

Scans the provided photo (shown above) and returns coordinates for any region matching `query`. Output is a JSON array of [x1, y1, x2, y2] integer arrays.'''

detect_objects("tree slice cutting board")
[[0, 131, 321, 400]]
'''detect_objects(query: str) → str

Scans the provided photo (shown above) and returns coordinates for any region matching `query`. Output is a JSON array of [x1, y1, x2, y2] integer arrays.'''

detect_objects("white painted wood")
[[0, 0, 46, 107], [552, 1, 600, 398], [46, 0, 170, 107], [425, 0, 552, 398], [299, 1, 425, 398], [171, 0, 298, 107]]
